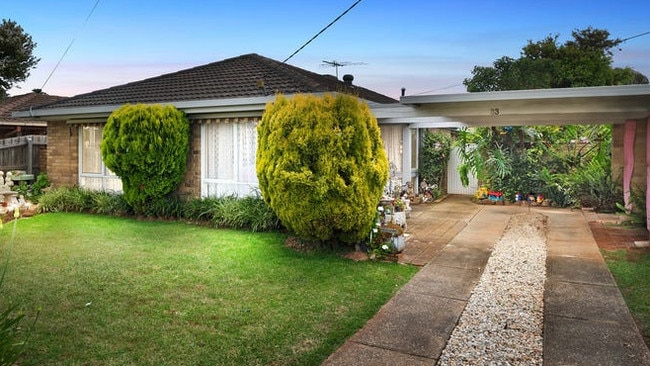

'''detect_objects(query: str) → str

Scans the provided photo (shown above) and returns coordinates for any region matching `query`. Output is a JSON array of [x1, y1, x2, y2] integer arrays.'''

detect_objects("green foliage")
[[37, 187, 280, 232], [256, 93, 389, 244], [0, 19, 40, 97], [464, 27, 647, 92], [616, 186, 647, 226], [100, 104, 190, 214], [0, 304, 26, 366], [603, 249, 650, 346], [211, 195, 281, 232], [88, 191, 131, 216], [0, 213, 417, 365], [0, 210, 39, 366], [454, 124, 617, 209], [419, 130, 451, 190], [12, 173, 49, 203], [37, 187, 92, 213], [567, 157, 622, 212]]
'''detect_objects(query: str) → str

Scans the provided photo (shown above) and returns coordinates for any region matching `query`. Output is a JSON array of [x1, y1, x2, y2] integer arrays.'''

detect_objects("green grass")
[[0, 213, 418, 365], [602, 249, 650, 346]]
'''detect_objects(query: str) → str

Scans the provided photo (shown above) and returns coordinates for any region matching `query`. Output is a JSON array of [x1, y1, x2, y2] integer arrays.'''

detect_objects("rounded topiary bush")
[[100, 104, 189, 214], [256, 93, 389, 244]]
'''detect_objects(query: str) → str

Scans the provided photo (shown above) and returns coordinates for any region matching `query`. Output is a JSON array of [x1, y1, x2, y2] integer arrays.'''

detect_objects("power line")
[[621, 30, 650, 42], [40, 0, 101, 91], [258, 0, 363, 94], [281, 0, 362, 64], [411, 83, 464, 96]]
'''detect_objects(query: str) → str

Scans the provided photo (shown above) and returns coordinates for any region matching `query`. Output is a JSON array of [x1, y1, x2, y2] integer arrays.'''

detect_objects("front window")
[[201, 121, 258, 197], [79, 125, 122, 192]]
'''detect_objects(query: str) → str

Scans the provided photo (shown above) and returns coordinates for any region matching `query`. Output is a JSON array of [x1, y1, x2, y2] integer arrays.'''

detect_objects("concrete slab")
[[547, 227, 594, 241], [448, 231, 498, 249], [400, 264, 481, 300], [429, 245, 492, 270], [321, 341, 432, 366], [350, 291, 466, 359], [546, 255, 615, 285], [546, 239, 603, 259], [326, 197, 650, 366], [544, 314, 650, 366], [545, 280, 634, 324]]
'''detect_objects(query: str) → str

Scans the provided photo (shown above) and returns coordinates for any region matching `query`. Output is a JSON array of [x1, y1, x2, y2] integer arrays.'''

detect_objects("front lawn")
[[0, 213, 418, 365]]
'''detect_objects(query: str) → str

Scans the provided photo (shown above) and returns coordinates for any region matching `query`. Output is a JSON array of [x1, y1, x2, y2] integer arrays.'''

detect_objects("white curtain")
[[202, 121, 259, 197]]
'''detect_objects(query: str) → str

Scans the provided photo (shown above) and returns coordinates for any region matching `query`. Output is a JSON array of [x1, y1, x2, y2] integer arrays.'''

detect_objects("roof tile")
[[41, 53, 397, 110]]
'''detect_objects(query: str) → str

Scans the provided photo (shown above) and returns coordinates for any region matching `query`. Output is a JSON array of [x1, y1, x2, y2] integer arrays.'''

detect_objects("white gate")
[[447, 146, 478, 195]]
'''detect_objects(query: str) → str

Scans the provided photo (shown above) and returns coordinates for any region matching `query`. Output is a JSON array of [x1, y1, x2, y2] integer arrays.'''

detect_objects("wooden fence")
[[0, 135, 47, 176]]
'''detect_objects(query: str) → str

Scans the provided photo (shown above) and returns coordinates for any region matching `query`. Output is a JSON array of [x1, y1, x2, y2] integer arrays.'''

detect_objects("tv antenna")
[[321, 60, 367, 79]]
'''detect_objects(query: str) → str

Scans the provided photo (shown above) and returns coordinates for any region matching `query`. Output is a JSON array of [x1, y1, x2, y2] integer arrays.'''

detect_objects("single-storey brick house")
[[12, 53, 402, 198], [12, 53, 650, 232]]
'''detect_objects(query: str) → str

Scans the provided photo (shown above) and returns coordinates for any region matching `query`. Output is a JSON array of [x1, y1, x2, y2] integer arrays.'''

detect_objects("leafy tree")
[[464, 27, 647, 92], [256, 93, 389, 244], [101, 104, 189, 214], [0, 19, 39, 99], [457, 27, 637, 210]]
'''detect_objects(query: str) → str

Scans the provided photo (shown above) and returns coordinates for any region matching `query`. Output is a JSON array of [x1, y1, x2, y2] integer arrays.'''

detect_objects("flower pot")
[[391, 235, 405, 253]]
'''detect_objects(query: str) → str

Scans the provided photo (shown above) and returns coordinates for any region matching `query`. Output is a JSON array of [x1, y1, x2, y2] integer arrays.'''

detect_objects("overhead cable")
[[40, 0, 101, 91]]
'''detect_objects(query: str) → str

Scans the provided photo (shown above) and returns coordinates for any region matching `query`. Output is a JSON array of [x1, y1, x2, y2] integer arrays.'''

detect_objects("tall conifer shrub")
[[101, 104, 189, 214], [256, 93, 389, 244]]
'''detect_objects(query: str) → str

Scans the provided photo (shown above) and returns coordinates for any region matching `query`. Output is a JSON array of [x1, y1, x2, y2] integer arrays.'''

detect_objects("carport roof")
[[397, 84, 650, 127]]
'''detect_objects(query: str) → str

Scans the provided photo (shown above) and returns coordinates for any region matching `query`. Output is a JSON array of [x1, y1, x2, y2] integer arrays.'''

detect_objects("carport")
[[374, 84, 650, 232]]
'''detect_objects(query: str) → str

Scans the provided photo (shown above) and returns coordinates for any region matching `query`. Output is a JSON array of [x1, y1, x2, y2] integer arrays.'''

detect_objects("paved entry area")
[[323, 196, 650, 366]]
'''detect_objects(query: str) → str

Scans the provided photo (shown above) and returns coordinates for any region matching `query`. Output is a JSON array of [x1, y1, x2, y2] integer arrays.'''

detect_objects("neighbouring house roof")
[[1, 92, 67, 125], [19, 53, 396, 120]]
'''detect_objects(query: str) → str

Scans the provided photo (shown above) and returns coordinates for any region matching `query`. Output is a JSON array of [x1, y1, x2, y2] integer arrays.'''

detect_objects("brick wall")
[[37, 145, 47, 175], [46, 122, 78, 187], [178, 122, 201, 198]]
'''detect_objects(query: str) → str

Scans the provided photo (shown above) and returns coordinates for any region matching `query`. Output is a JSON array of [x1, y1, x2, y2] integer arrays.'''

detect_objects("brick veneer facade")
[[178, 122, 201, 198], [46, 120, 205, 199], [47, 122, 78, 187]]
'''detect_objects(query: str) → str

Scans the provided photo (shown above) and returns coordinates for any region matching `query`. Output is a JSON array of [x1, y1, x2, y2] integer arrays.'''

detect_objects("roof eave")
[[11, 95, 281, 120], [400, 84, 650, 105], [11, 92, 377, 121]]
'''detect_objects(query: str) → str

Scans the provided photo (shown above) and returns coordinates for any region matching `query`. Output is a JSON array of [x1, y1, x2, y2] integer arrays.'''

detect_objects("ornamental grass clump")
[[256, 93, 389, 245]]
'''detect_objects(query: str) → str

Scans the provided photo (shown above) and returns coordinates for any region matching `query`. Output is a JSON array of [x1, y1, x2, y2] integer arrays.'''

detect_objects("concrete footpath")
[[323, 196, 650, 366]]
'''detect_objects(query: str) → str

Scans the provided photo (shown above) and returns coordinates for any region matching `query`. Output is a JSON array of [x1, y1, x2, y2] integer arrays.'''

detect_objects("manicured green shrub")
[[100, 104, 189, 214], [256, 93, 389, 244]]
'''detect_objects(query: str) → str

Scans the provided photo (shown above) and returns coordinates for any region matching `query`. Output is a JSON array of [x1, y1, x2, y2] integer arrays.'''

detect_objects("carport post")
[[647, 116, 650, 232], [623, 120, 636, 211]]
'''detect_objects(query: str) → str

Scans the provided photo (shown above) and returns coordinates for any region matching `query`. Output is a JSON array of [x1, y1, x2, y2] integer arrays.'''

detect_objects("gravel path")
[[438, 212, 548, 366]]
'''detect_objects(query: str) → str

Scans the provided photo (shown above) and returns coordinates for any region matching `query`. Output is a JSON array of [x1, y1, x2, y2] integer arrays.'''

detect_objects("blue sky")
[[4, 0, 650, 99]]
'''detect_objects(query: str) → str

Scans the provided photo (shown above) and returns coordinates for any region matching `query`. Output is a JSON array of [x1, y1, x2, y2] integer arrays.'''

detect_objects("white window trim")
[[78, 125, 123, 192], [200, 123, 259, 198]]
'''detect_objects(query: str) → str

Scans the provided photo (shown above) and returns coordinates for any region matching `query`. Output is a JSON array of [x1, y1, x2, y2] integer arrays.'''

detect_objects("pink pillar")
[[646, 117, 650, 232], [623, 120, 636, 211]]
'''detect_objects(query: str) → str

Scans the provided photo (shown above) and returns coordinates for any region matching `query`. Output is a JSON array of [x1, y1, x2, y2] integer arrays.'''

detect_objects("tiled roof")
[[1, 92, 67, 122], [41, 53, 397, 110]]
